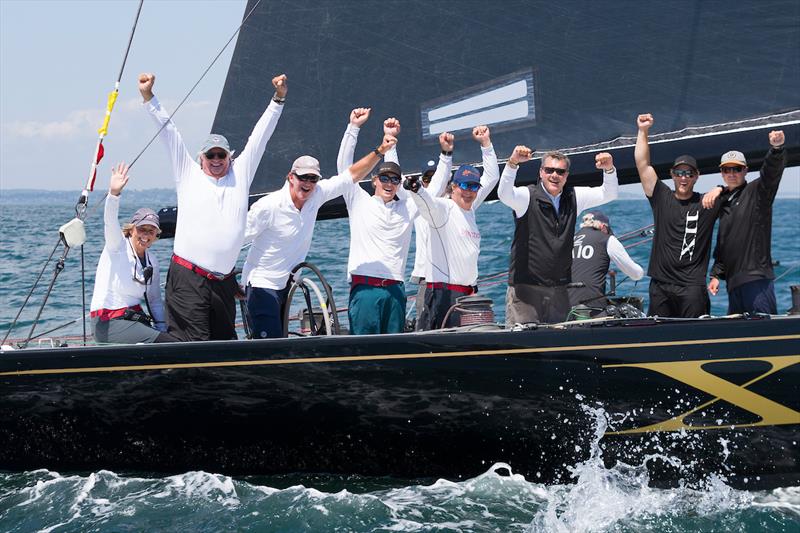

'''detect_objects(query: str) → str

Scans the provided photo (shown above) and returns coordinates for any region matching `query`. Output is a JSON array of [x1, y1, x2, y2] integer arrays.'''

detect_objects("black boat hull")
[[1, 316, 798, 489]]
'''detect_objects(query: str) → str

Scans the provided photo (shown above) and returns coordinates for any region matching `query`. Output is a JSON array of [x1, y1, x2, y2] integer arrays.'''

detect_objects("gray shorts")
[[505, 284, 571, 326], [92, 316, 161, 344]]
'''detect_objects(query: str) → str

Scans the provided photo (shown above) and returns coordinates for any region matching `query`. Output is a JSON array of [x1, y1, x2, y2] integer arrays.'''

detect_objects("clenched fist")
[[472, 125, 491, 147], [637, 114, 654, 132], [138, 73, 155, 101], [595, 152, 614, 171], [350, 107, 371, 127], [272, 74, 287, 98]]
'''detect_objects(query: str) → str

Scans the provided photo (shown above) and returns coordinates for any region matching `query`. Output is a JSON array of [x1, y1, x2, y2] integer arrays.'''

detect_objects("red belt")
[[90, 305, 143, 321], [351, 274, 403, 287], [426, 282, 476, 295], [172, 254, 234, 281]]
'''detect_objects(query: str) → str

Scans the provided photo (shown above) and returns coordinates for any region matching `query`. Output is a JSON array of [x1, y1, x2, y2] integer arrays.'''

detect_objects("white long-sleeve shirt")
[[90, 194, 166, 330], [144, 95, 283, 274], [241, 171, 354, 289], [606, 235, 645, 280], [336, 124, 450, 281], [410, 145, 500, 285], [497, 165, 619, 218]]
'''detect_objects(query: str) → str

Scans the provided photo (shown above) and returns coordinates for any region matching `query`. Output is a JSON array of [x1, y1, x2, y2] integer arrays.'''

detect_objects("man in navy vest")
[[498, 150, 618, 324], [569, 211, 644, 312]]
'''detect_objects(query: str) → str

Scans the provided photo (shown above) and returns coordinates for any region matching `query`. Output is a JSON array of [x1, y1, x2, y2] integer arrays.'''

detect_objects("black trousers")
[[648, 279, 709, 318], [418, 287, 462, 330], [165, 261, 239, 341]]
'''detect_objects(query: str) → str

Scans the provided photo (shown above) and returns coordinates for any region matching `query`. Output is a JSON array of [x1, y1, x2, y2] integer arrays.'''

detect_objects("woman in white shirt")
[[90, 163, 177, 344]]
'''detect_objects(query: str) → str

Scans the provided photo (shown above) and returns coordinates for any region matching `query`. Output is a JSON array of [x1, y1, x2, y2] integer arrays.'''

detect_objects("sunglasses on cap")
[[721, 165, 745, 174], [294, 173, 320, 183], [378, 174, 402, 185], [204, 151, 228, 160], [672, 169, 697, 178], [542, 166, 568, 176], [456, 181, 481, 192]]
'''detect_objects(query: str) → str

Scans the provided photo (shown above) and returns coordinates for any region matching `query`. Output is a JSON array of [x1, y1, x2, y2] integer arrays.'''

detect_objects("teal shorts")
[[348, 282, 407, 335]]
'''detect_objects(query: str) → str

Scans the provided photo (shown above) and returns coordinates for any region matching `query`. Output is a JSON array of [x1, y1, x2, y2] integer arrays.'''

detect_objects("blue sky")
[[0, 0, 797, 197]]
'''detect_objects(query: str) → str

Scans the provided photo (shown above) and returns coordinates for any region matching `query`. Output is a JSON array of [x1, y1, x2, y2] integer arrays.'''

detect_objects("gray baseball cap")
[[291, 155, 322, 177], [720, 150, 747, 167], [200, 134, 232, 155], [130, 208, 160, 230]]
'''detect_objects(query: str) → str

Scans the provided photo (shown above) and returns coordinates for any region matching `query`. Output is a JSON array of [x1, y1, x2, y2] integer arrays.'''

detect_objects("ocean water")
[[1, 189, 799, 531]]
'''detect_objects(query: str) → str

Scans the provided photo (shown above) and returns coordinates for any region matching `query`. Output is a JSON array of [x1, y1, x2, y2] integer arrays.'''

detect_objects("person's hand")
[[403, 175, 421, 193], [109, 162, 130, 197], [595, 152, 614, 171], [383, 117, 401, 137], [350, 107, 371, 127], [769, 130, 785, 148], [377, 134, 397, 155], [508, 145, 533, 166], [472, 125, 491, 147], [707, 277, 720, 296], [138, 73, 155, 102], [702, 186, 722, 209], [637, 113, 654, 132], [272, 74, 287, 98], [439, 132, 454, 152]]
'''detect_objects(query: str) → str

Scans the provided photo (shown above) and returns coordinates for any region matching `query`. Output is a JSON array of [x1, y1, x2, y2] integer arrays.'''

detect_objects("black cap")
[[377, 161, 401, 178], [671, 154, 698, 173]]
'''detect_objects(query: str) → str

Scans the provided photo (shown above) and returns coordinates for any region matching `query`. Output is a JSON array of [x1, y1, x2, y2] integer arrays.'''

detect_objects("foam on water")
[[2, 409, 798, 532]]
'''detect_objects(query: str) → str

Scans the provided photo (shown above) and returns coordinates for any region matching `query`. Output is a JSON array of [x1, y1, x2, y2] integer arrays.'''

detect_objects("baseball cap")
[[671, 154, 698, 173], [199, 134, 232, 155], [581, 210, 612, 234], [720, 150, 747, 167], [130, 208, 160, 231], [291, 155, 322, 177], [452, 165, 481, 184], [421, 159, 436, 178], [377, 161, 402, 178]]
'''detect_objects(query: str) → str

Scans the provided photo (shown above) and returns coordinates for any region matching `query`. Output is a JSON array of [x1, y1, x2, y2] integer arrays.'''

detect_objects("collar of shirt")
[[540, 181, 562, 212], [370, 194, 397, 207]]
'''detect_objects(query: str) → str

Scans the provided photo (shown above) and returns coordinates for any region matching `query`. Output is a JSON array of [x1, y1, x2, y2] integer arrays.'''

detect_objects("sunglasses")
[[721, 165, 745, 174], [295, 173, 320, 183], [672, 169, 698, 178], [542, 166, 568, 176], [204, 151, 228, 160], [378, 174, 402, 185], [456, 181, 481, 192], [132, 264, 153, 286]]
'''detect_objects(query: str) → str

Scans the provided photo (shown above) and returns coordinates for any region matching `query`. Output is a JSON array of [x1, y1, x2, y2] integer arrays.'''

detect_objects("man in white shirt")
[[498, 149, 618, 324], [568, 210, 645, 312], [336, 117, 452, 334], [139, 72, 286, 341], [406, 125, 500, 330], [241, 109, 397, 338]]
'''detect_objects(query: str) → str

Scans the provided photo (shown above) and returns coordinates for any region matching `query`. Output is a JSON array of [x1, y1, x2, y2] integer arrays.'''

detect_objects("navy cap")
[[452, 165, 481, 185]]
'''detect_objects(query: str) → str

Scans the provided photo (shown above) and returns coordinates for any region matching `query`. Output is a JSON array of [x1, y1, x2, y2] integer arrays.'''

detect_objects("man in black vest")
[[498, 148, 618, 324], [635, 113, 725, 317], [569, 211, 644, 312], [704, 130, 787, 314]]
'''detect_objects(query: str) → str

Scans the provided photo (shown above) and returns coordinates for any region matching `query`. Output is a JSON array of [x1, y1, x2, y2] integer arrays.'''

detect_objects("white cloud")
[[3, 108, 103, 139]]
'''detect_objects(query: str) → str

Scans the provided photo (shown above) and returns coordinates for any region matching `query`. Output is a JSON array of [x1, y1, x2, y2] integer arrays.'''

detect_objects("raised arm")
[[235, 74, 287, 185], [472, 126, 500, 209], [336, 107, 370, 174], [103, 162, 130, 251], [575, 152, 619, 212], [497, 145, 533, 218], [139, 73, 194, 183], [634, 114, 659, 197], [348, 134, 398, 182], [426, 132, 455, 198], [760, 130, 787, 191], [607, 235, 644, 280]]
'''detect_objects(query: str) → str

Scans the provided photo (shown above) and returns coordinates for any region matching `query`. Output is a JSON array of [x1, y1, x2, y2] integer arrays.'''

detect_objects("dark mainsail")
[[213, 0, 799, 196]]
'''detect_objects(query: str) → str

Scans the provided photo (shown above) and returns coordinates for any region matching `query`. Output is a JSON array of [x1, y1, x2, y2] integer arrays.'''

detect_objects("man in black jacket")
[[705, 130, 787, 314]]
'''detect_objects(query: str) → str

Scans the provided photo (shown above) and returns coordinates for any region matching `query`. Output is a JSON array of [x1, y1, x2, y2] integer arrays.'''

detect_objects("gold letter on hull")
[[604, 355, 800, 434]]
